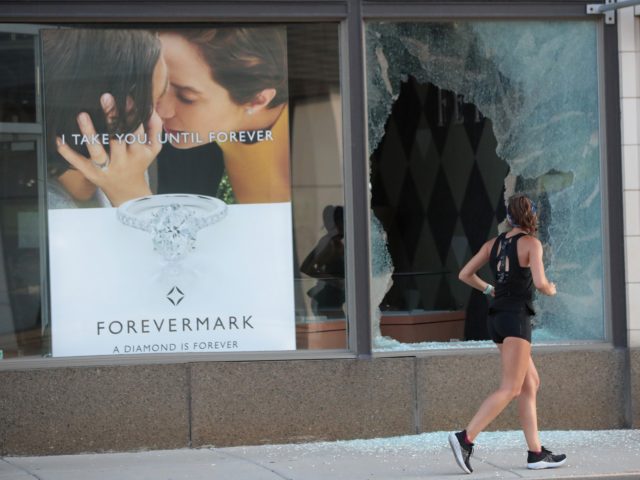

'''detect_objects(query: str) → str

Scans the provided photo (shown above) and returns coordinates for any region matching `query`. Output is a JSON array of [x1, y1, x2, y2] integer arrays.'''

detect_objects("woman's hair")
[[507, 194, 538, 233], [43, 29, 161, 177], [172, 27, 288, 108]]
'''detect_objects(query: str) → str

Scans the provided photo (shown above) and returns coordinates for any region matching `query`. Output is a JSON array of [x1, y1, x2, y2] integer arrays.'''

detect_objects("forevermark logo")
[[167, 286, 185, 306]]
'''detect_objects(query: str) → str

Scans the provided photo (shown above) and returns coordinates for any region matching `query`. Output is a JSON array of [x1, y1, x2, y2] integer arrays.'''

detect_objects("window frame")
[[359, 4, 625, 354], [0, 0, 625, 369], [0, 2, 369, 368]]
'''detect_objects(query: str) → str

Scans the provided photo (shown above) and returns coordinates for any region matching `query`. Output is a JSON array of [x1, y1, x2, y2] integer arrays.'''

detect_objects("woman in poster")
[[54, 26, 290, 205], [44, 29, 168, 208]]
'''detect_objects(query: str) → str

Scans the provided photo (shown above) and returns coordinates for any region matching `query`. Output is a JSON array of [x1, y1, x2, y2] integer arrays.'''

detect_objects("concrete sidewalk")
[[1, 430, 639, 479]]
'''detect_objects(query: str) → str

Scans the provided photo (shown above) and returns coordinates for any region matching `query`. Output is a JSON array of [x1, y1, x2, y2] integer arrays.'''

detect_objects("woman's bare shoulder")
[[518, 234, 542, 250]]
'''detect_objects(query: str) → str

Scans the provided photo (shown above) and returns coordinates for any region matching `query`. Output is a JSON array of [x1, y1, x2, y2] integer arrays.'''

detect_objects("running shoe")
[[527, 446, 567, 469], [448, 431, 473, 474]]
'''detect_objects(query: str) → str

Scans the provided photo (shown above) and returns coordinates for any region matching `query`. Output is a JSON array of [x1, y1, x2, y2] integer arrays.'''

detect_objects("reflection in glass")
[[366, 22, 603, 348], [0, 135, 45, 358], [288, 23, 346, 349], [0, 32, 36, 123]]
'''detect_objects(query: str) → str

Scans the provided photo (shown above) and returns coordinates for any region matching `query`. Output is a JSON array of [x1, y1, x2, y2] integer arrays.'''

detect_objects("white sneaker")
[[527, 446, 567, 469]]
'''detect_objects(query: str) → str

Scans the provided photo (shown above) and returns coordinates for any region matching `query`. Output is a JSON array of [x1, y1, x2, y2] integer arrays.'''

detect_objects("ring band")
[[117, 194, 228, 261], [91, 155, 110, 171]]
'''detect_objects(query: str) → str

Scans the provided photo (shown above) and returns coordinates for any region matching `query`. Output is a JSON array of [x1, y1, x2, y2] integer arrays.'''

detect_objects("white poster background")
[[49, 203, 296, 356]]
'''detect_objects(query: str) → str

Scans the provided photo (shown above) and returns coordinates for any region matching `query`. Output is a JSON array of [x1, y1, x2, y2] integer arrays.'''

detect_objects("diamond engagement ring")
[[91, 154, 110, 171], [117, 194, 228, 261]]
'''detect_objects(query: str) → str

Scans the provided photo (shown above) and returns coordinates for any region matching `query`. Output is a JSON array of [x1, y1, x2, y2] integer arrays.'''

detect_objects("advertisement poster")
[[42, 27, 295, 356]]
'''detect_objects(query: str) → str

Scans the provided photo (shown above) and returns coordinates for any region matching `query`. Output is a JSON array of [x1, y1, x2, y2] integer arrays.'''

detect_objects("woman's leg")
[[465, 337, 531, 441], [517, 357, 542, 452]]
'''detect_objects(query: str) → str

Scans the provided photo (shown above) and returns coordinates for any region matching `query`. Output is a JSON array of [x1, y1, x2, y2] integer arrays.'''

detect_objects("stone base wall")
[[0, 347, 633, 456]]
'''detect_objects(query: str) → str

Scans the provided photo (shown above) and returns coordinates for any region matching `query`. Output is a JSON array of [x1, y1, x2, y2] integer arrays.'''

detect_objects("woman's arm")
[[458, 238, 496, 294], [526, 237, 557, 296]]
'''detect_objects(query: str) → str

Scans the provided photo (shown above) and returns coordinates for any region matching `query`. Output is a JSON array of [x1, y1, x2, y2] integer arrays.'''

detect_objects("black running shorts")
[[487, 309, 532, 344]]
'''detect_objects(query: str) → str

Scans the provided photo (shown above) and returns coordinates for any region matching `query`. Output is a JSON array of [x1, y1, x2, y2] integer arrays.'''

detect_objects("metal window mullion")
[[600, 23, 627, 348], [0, 2, 349, 22], [590, 0, 640, 12], [342, 0, 372, 357], [0, 123, 41, 134], [362, 2, 593, 20]]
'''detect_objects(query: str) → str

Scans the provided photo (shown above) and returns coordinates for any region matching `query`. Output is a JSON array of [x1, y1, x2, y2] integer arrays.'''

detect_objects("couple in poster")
[[43, 26, 296, 356], [44, 27, 290, 208]]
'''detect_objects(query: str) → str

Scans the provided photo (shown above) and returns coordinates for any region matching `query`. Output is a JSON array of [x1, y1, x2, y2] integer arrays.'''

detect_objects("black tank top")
[[489, 232, 535, 315]]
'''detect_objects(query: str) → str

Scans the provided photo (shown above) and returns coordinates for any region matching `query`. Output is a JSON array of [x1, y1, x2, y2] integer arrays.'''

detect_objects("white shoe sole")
[[448, 432, 472, 474], [527, 458, 567, 469]]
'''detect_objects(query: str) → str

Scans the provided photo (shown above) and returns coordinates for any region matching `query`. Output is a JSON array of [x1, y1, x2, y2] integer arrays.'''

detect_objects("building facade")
[[0, 0, 638, 455]]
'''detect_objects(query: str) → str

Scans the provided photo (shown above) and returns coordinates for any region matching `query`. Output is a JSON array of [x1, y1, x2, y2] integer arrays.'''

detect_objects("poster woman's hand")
[[56, 93, 162, 207]]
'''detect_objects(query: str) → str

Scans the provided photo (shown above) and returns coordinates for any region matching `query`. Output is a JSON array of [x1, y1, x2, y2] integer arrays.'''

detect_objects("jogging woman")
[[449, 194, 566, 474]]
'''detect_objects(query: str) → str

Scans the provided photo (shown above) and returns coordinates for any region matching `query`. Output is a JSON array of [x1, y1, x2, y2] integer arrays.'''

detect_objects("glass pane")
[[288, 24, 345, 350], [366, 21, 604, 350], [0, 32, 36, 123], [0, 134, 45, 358], [36, 24, 343, 358]]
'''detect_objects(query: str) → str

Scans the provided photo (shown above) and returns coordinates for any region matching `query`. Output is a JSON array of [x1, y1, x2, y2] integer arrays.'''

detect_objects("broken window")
[[367, 21, 604, 349]]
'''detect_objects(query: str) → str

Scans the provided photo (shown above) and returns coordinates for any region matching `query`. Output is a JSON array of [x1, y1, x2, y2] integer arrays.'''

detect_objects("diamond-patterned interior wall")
[[371, 77, 509, 340]]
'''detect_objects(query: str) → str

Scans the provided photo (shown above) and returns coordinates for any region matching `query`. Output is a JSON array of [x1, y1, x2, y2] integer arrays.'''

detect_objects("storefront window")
[[0, 22, 343, 359], [0, 27, 45, 359], [366, 21, 605, 350]]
